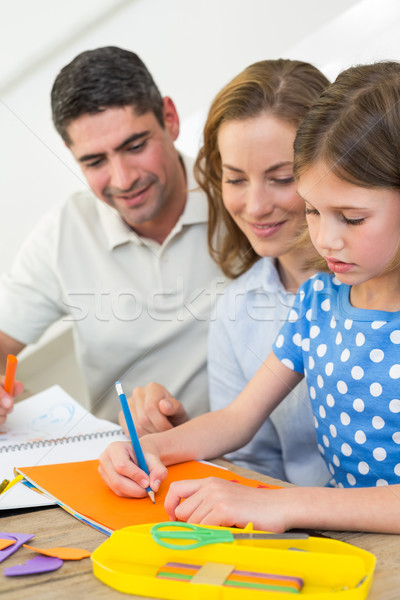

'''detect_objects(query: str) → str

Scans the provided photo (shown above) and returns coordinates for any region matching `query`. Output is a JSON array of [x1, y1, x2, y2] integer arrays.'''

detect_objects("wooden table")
[[1, 460, 399, 600]]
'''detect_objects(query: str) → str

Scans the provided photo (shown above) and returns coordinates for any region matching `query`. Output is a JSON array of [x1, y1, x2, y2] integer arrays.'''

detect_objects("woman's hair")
[[294, 61, 400, 273], [194, 59, 330, 278]]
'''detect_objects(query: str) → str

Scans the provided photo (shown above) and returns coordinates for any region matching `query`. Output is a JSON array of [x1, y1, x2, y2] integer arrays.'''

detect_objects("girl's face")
[[218, 115, 305, 258], [298, 161, 400, 286]]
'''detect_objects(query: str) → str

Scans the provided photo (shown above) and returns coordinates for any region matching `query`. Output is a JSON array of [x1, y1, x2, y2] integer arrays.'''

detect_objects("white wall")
[[284, 0, 400, 81], [1, 0, 367, 277]]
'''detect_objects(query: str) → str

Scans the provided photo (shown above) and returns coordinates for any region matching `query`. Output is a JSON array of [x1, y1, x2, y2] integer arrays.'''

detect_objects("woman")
[[107, 59, 330, 487], [194, 59, 330, 484]]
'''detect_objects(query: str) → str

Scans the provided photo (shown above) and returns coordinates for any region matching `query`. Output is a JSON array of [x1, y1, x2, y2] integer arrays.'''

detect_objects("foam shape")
[[4, 555, 63, 576], [0, 532, 34, 563], [0, 539, 16, 551], [23, 544, 91, 560]]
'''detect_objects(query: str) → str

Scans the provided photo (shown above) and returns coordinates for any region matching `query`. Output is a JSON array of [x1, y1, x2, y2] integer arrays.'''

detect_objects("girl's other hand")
[[164, 477, 291, 532]]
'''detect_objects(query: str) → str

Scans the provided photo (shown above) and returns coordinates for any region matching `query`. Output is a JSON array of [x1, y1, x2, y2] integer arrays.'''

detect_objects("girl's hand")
[[0, 377, 24, 425], [164, 477, 292, 531], [119, 383, 189, 437], [98, 439, 168, 498]]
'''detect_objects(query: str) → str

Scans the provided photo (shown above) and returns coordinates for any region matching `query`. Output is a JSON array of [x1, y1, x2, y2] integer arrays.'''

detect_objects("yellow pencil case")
[[91, 522, 375, 599]]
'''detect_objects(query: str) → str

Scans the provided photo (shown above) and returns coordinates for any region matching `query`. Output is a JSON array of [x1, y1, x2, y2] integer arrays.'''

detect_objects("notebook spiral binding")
[[0, 428, 124, 454]]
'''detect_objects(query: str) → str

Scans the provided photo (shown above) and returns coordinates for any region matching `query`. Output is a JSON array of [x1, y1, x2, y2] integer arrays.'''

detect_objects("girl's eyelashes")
[[304, 207, 365, 226], [342, 216, 365, 226], [304, 207, 319, 216]]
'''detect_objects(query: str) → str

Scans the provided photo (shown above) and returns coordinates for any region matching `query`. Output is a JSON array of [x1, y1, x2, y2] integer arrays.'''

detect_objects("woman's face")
[[218, 114, 304, 258]]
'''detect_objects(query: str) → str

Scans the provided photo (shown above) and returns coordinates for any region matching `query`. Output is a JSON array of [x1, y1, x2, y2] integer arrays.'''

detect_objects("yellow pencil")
[[0, 474, 23, 495], [0, 479, 10, 494]]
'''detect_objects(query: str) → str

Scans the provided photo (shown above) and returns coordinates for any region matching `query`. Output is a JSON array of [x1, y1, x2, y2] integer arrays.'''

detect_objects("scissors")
[[150, 522, 309, 550]]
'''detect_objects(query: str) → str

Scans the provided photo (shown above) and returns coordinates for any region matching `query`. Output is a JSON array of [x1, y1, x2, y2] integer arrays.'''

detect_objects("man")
[[0, 46, 225, 424]]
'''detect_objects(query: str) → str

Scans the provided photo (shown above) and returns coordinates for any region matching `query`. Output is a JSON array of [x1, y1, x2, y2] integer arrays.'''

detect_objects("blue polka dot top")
[[273, 272, 400, 488]]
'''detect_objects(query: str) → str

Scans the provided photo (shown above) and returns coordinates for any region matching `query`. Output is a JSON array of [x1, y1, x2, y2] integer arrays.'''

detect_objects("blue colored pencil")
[[115, 381, 155, 503]]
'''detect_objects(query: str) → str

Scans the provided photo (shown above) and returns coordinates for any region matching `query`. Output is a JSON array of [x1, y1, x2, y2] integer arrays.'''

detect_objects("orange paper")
[[16, 460, 280, 533], [23, 544, 91, 560]]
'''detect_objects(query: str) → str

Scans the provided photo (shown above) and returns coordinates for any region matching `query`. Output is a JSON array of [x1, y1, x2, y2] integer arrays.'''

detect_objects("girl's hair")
[[194, 59, 330, 278], [294, 61, 400, 186], [294, 61, 400, 273]]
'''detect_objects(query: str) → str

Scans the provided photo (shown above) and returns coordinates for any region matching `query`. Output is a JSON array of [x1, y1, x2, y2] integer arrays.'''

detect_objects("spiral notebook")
[[0, 385, 128, 510]]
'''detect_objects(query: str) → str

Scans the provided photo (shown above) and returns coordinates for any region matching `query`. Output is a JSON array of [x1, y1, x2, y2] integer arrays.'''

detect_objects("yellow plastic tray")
[[91, 523, 375, 599]]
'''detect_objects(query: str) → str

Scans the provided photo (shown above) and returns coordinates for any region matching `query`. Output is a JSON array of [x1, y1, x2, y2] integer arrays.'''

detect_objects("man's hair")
[[51, 46, 164, 144]]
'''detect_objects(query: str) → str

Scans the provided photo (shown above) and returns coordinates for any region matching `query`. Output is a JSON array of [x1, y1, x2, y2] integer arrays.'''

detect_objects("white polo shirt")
[[0, 156, 226, 421]]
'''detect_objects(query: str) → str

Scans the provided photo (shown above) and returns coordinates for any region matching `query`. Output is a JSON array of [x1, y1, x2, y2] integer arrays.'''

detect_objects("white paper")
[[0, 386, 127, 510]]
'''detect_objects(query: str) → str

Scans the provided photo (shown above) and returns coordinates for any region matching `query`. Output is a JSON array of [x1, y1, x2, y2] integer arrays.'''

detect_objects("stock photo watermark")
[[61, 277, 297, 324]]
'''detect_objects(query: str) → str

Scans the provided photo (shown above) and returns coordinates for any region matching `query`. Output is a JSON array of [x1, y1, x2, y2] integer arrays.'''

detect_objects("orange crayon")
[[4, 354, 18, 395]]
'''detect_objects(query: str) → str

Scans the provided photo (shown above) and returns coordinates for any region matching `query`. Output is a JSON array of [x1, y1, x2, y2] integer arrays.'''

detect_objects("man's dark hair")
[[51, 46, 164, 144]]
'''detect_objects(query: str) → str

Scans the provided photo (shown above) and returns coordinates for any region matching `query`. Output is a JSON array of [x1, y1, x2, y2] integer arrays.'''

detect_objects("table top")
[[1, 459, 399, 600]]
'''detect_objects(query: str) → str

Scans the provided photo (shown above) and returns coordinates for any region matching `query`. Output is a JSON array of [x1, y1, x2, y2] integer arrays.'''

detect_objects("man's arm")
[[0, 330, 26, 371], [0, 330, 26, 423]]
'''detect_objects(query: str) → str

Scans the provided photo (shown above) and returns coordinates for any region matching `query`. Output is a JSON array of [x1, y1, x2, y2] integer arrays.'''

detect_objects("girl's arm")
[[164, 477, 400, 534], [156, 353, 302, 465], [98, 352, 303, 497]]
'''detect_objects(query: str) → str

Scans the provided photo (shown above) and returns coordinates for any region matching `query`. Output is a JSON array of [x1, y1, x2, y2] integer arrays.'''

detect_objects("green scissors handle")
[[151, 522, 235, 549], [150, 522, 309, 550]]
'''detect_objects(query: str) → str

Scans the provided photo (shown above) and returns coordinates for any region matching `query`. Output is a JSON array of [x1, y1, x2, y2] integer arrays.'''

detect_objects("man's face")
[[67, 101, 183, 239]]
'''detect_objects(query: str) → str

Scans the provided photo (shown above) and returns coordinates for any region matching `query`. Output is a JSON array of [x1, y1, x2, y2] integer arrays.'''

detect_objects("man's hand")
[[0, 376, 24, 425], [119, 382, 189, 437]]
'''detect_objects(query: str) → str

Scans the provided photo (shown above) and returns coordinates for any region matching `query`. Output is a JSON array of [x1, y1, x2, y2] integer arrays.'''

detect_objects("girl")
[[121, 59, 330, 486], [100, 61, 400, 533]]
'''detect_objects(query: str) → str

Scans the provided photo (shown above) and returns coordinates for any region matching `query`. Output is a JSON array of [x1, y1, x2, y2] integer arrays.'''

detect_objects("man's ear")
[[162, 97, 180, 141]]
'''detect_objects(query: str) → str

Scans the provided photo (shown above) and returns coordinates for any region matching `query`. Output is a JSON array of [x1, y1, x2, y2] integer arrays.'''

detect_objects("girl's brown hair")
[[194, 59, 330, 278], [294, 61, 400, 274], [294, 61, 400, 188]]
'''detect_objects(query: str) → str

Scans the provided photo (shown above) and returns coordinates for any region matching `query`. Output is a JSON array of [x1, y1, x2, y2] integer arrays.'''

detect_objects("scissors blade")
[[233, 532, 309, 540]]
